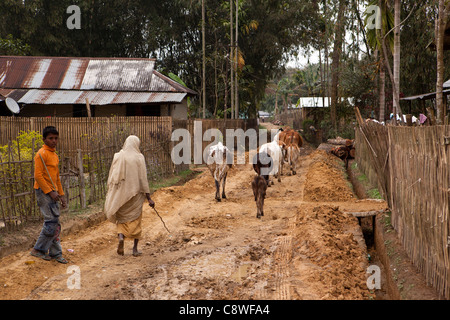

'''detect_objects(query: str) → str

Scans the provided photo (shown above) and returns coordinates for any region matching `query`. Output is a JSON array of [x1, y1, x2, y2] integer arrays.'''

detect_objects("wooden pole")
[[85, 98, 92, 118], [202, 0, 206, 119], [230, 0, 234, 119], [235, 0, 239, 119], [77, 149, 86, 209]]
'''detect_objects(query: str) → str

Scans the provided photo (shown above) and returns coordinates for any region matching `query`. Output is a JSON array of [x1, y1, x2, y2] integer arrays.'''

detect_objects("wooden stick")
[[343, 209, 387, 217]]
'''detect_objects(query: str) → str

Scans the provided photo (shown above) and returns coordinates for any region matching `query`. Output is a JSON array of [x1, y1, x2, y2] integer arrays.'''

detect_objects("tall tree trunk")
[[275, 90, 278, 115], [376, 2, 386, 124], [436, 0, 447, 124], [393, 0, 401, 122], [319, 48, 325, 108], [202, 0, 206, 118], [379, 53, 386, 122], [330, 0, 347, 132], [381, 34, 403, 123], [324, 0, 330, 108], [224, 52, 229, 119], [213, 42, 218, 118], [235, 0, 239, 119], [230, 0, 234, 119]]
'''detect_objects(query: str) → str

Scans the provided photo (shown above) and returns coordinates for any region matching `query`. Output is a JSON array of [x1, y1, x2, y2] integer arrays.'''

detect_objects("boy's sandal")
[[53, 256, 68, 264], [30, 250, 51, 261]]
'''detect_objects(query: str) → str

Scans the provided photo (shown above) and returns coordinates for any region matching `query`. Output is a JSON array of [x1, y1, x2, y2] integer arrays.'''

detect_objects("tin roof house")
[[0, 56, 196, 119]]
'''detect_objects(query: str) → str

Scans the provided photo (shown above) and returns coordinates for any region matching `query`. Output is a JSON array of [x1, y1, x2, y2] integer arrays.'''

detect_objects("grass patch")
[[149, 169, 199, 193], [357, 173, 368, 182], [367, 188, 382, 199]]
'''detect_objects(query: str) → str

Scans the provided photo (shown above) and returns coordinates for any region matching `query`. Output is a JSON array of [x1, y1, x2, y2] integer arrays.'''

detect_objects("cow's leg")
[[221, 172, 228, 199], [277, 162, 282, 182], [287, 148, 292, 176], [256, 194, 262, 219], [215, 179, 221, 201], [260, 194, 265, 217]]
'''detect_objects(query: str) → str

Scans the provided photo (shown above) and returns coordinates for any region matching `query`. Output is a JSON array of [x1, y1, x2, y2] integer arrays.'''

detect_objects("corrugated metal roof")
[[0, 56, 165, 92], [444, 79, 450, 88], [80, 59, 155, 91], [401, 88, 450, 101], [2, 89, 186, 105], [0, 56, 197, 107]]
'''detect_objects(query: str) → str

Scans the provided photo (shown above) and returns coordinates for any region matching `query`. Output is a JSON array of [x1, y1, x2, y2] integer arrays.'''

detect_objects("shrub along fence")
[[355, 112, 450, 299]]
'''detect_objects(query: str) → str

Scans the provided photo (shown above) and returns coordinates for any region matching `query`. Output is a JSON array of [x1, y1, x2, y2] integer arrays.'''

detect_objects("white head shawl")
[[104, 135, 150, 222]]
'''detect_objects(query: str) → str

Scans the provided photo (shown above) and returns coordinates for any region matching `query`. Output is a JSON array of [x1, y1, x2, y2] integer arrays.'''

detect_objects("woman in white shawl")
[[104, 135, 155, 256]]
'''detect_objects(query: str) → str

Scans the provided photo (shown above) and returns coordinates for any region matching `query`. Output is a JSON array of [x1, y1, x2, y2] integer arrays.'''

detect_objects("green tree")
[[0, 35, 31, 55]]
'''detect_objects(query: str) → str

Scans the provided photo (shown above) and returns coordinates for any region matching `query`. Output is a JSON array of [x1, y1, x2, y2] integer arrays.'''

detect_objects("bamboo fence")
[[355, 113, 450, 299]]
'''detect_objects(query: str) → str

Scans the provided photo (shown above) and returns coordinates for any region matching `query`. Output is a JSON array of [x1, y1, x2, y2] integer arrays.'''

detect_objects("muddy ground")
[[0, 146, 391, 300]]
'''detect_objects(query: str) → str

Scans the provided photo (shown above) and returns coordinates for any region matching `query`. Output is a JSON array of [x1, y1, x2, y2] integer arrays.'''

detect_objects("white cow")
[[206, 142, 233, 201], [258, 139, 284, 186]]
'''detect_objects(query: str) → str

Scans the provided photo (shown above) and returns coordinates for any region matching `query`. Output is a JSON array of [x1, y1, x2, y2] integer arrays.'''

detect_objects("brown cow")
[[277, 129, 303, 166], [252, 152, 273, 186], [282, 129, 303, 148], [252, 175, 267, 219]]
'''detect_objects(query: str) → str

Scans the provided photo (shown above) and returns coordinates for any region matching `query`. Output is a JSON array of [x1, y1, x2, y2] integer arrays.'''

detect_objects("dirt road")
[[0, 147, 388, 300]]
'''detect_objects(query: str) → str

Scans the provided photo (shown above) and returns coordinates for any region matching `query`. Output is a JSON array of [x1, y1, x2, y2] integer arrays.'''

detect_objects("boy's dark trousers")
[[33, 188, 62, 258]]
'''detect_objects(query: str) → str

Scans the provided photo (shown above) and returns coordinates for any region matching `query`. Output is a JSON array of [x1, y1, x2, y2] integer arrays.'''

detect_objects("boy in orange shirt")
[[30, 126, 68, 264]]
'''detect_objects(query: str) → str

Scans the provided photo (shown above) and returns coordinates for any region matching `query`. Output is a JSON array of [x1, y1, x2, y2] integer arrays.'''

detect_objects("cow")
[[285, 143, 301, 175], [252, 151, 273, 185], [259, 139, 284, 186], [276, 128, 303, 165], [252, 175, 267, 219], [284, 129, 303, 148], [206, 142, 233, 201], [278, 128, 303, 148]]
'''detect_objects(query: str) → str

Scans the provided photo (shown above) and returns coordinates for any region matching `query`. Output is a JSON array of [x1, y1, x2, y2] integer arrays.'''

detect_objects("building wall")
[[160, 104, 169, 116], [15, 99, 188, 119], [20, 104, 73, 117], [171, 99, 188, 120], [94, 105, 126, 117]]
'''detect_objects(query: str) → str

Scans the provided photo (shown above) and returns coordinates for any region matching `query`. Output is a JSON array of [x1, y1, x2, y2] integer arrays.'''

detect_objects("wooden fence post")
[[88, 154, 95, 204], [77, 149, 86, 209]]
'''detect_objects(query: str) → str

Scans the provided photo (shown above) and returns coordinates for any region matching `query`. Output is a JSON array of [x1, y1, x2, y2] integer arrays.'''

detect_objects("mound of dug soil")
[[291, 205, 372, 300], [303, 150, 355, 202]]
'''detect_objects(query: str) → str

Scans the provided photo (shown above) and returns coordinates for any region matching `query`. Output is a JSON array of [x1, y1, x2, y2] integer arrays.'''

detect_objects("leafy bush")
[[0, 130, 42, 162]]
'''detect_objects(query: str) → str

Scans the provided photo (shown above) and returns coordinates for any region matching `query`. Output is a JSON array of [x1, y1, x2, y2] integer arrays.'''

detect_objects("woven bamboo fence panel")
[[356, 120, 450, 299]]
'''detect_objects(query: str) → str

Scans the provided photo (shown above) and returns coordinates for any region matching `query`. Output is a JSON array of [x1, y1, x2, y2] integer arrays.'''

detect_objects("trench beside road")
[[0, 147, 388, 300]]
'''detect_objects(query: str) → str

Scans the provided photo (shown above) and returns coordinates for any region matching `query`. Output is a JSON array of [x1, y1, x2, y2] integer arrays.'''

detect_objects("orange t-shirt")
[[34, 144, 64, 195]]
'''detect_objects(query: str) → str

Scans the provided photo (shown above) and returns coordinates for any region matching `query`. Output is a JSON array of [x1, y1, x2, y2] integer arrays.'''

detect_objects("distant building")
[[257, 111, 270, 118], [0, 56, 196, 119]]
